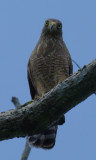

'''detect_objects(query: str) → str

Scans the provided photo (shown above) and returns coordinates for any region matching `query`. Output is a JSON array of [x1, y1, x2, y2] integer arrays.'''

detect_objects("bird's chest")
[[37, 39, 65, 68], [31, 40, 69, 94], [36, 42, 65, 76]]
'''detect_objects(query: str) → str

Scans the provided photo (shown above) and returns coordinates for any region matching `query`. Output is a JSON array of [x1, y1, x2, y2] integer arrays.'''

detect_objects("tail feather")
[[28, 126, 57, 149]]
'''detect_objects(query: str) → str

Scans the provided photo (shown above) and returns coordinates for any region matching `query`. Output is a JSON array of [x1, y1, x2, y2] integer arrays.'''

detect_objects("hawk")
[[27, 19, 73, 149]]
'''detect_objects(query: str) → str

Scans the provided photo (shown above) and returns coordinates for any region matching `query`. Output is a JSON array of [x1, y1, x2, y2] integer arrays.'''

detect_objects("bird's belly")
[[32, 54, 69, 96]]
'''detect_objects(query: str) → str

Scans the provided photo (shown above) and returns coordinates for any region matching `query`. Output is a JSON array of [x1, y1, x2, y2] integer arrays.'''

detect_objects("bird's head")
[[41, 19, 63, 38]]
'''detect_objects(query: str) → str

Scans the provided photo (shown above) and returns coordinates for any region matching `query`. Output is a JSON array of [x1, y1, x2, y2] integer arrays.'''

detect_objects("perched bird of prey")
[[27, 19, 73, 149]]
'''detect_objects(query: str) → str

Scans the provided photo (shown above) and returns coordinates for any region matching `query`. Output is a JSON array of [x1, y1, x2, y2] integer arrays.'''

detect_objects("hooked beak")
[[49, 22, 56, 31]]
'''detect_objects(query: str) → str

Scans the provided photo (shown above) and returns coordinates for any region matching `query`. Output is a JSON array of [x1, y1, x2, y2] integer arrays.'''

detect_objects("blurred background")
[[0, 0, 96, 159]]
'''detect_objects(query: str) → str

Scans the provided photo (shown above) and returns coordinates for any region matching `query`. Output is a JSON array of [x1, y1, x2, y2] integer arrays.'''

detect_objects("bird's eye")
[[57, 23, 62, 29], [45, 21, 49, 26]]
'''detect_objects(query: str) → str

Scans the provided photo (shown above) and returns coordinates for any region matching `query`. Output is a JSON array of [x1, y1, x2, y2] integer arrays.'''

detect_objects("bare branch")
[[21, 137, 31, 160], [72, 59, 81, 69], [11, 97, 21, 108], [11, 97, 31, 160], [0, 59, 96, 141]]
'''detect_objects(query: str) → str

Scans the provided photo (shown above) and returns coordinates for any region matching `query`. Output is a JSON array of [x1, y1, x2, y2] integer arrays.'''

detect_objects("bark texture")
[[0, 59, 96, 141]]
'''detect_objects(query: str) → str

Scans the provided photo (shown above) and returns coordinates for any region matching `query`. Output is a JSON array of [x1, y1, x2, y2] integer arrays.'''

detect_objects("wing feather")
[[69, 55, 73, 75], [27, 61, 36, 99]]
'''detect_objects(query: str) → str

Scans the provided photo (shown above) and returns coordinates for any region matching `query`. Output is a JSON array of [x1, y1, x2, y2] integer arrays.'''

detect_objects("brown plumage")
[[27, 19, 73, 149]]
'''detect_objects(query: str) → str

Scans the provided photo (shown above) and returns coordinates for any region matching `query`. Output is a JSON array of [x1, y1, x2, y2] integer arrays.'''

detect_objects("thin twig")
[[21, 137, 31, 160], [72, 59, 81, 69], [11, 97, 21, 108], [11, 97, 31, 160]]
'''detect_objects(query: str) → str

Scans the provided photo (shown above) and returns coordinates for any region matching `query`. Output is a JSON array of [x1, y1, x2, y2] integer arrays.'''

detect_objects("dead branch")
[[0, 59, 96, 141]]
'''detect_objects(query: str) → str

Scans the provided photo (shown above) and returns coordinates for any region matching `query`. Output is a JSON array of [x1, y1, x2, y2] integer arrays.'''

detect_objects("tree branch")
[[21, 137, 31, 160], [0, 59, 96, 141], [11, 97, 31, 160]]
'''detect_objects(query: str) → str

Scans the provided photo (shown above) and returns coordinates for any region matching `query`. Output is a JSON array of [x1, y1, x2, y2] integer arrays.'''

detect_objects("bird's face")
[[42, 19, 62, 38]]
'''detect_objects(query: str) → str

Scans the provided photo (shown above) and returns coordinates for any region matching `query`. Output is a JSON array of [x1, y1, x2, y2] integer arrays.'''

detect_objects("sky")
[[0, 0, 96, 160]]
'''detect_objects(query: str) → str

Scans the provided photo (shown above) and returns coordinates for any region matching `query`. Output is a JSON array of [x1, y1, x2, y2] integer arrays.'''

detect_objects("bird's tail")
[[28, 126, 57, 149]]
